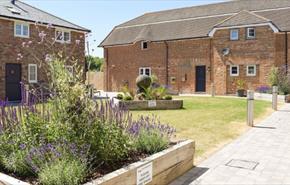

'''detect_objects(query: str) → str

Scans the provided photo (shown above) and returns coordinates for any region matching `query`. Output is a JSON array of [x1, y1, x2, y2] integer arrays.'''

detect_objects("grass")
[[131, 96, 272, 162]]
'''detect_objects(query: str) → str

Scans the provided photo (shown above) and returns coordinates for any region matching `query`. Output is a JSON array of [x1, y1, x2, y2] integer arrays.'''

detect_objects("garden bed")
[[118, 100, 183, 110], [254, 92, 286, 102], [0, 140, 195, 185]]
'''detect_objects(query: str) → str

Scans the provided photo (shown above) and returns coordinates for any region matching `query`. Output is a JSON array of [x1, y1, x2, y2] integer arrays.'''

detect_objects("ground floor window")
[[139, 67, 151, 76], [230, 65, 239, 76], [247, 65, 256, 76], [28, 64, 37, 83]]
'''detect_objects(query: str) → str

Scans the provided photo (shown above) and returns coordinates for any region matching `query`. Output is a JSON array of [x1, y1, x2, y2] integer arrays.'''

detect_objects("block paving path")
[[171, 104, 290, 185]]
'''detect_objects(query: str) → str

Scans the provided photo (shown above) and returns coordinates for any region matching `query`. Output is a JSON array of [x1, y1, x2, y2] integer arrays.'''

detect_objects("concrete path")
[[171, 104, 290, 185]]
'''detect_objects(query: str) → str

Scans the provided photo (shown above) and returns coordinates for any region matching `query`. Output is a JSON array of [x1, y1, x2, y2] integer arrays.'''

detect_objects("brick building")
[[100, 0, 290, 95], [0, 0, 90, 101]]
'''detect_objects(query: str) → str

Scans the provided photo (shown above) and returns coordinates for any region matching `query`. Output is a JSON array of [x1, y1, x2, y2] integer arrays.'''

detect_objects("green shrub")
[[124, 95, 133, 101], [89, 121, 131, 164], [269, 67, 279, 86], [268, 67, 290, 95], [116, 94, 123, 100], [236, 79, 246, 90], [1, 150, 31, 176], [163, 95, 173, 100], [136, 75, 152, 90], [134, 129, 170, 155], [39, 159, 87, 185]]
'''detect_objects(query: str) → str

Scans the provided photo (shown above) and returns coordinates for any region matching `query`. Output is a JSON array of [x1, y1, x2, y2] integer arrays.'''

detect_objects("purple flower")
[[19, 143, 26, 150]]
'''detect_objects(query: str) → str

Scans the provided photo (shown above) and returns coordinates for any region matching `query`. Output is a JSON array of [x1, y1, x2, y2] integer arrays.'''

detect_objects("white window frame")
[[55, 29, 71, 43], [141, 41, 148, 50], [247, 28, 256, 39], [139, 67, 151, 76], [230, 65, 239, 76], [247, 65, 257, 76], [14, 22, 30, 38], [28, 64, 37, 83], [230, 29, 239, 41]]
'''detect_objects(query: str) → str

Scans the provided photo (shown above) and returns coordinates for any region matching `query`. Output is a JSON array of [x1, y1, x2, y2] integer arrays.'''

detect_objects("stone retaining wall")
[[118, 100, 183, 110]]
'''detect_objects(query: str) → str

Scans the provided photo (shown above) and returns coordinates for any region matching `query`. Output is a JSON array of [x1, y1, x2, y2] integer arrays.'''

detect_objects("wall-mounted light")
[[222, 48, 230, 56], [207, 66, 211, 73]]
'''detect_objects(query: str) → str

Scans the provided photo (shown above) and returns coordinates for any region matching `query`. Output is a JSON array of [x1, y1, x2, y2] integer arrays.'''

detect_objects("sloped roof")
[[215, 10, 270, 28], [0, 0, 90, 32], [100, 0, 290, 47]]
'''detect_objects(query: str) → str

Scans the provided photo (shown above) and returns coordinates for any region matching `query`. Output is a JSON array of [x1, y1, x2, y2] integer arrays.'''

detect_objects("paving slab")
[[171, 104, 290, 185]]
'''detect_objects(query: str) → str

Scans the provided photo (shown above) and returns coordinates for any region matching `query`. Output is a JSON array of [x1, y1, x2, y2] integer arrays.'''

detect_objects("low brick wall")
[[85, 140, 195, 185], [118, 100, 183, 110]]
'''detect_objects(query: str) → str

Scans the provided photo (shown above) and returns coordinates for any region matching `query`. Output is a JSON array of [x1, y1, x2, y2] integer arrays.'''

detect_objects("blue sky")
[[24, 0, 225, 57]]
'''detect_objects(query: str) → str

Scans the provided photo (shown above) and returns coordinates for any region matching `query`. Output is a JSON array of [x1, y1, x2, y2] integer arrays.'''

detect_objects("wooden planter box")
[[86, 140, 194, 185], [285, 95, 290, 103], [118, 100, 183, 110], [0, 140, 195, 185]]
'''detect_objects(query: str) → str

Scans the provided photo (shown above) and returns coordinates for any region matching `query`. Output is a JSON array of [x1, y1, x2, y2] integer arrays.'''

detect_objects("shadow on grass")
[[171, 167, 209, 184]]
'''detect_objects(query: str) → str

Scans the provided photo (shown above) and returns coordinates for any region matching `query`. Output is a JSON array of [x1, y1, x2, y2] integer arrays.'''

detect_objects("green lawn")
[[131, 97, 272, 162]]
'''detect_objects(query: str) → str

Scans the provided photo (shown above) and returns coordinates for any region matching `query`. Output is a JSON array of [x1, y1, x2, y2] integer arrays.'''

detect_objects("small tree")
[[268, 66, 290, 95], [86, 56, 104, 71]]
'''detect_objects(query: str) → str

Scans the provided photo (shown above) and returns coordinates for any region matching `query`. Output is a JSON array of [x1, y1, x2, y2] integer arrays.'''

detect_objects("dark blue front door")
[[5, 64, 22, 102], [196, 66, 206, 92]]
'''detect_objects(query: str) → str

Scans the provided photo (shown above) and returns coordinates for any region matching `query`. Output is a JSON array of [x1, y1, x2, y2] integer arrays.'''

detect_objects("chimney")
[[11, 0, 16, 4]]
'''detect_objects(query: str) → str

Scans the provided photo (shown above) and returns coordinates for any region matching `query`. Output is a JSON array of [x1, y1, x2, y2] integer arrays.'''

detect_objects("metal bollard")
[[272, 86, 278, 111], [211, 82, 215, 97], [247, 90, 254, 127]]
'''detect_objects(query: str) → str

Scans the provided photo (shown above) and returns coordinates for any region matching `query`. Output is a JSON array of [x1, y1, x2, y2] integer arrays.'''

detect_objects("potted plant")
[[236, 79, 246, 97]]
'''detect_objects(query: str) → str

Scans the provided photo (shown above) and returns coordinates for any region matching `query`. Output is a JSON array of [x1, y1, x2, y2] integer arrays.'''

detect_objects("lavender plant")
[[0, 21, 176, 185]]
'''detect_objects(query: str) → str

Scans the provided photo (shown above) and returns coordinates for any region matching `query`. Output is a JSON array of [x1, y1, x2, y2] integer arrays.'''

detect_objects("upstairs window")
[[28, 64, 37, 83], [247, 65, 257, 76], [55, 30, 71, 43], [247, 28, 256, 39], [230, 65, 239, 76], [15, 22, 29, 38], [230, 29, 239, 41], [139, 67, 151, 76], [141, 41, 148, 50]]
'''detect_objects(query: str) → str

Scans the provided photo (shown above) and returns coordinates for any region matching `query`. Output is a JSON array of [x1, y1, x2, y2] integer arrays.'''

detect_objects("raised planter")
[[254, 92, 286, 102], [237, 89, 246, 97], [118, 100, 183, 110], [285, 95, 290, 103], [86, 140, 194, 185], [0, 140, 195, 185]]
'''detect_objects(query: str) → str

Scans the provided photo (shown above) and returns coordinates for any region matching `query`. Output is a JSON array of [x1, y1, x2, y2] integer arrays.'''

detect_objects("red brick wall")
[[167, 38, 211, 94], [212, 26, 277, 94], [104, 25, 289, 95], [0, 19, 86, 100], [104, 41, 167, 92]]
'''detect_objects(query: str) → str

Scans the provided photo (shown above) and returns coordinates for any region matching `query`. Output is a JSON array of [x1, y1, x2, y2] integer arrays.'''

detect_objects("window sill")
[[15, 35, 30, 39], [55, 40, 71, 44], [29, 81, 38, 84]]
